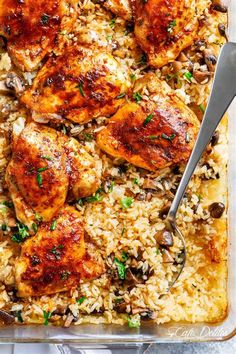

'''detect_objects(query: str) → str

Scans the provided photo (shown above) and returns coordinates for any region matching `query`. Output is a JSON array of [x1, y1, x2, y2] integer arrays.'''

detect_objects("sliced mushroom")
[[218, 23, 227, 39], [211, 1, 228, 13], [193, 70, 212, 84], [142, 179, 158, 190], [0, 81, 12, 94], [177, 52, 189, 62], [172, 61, 182, 73], [114, 300, 127, 313], [0, 310, 15, 325], [5, 73, 25, 94], [140, 310, 157, 321], [155, 230, 174, 247], [204, 50, 217, 72], [162, 249, 174, 263], [208, 202, 225, 218], [159, 203, 171, 220], [125, 268, 143, 286]]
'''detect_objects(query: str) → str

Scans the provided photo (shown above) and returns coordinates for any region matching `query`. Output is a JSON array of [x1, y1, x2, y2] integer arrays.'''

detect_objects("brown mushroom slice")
[[0, 310, 15, 325], [155, 230, 174, 248], [162, 249, 175, 263]]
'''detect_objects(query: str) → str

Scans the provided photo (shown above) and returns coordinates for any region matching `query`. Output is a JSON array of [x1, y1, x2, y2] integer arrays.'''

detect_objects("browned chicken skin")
[[97, 74, 200, 171], [15, 205, 105, 297], [131, 0, 198, 67], [103, 0, 132, 20], [21, 45, 131, 124], [6, 122, 101, 229]]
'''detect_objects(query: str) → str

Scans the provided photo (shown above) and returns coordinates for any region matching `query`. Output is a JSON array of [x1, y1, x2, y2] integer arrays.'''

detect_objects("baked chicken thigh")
[[131, 0, 198, 67], [21, 45, 130, 124], [6, 122, 101, 229], [15, 205, 105, 297], [0, 0, 76, 71], [97, 74, 200, 171]]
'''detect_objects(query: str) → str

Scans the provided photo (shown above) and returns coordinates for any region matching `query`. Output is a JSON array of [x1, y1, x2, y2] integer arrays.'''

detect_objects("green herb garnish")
[[120, 197, 134, 209], [114, 258, 126, 280], [32, 223, 38, 233], [1, 201, 13, 208], [83, 133, 93, 142], [133, 92, 143, 103], [199, 104, 206, 114], [130, 74, 136, 81], [35, 213, 43, 222], [116, 93, 126, 99], [61, 270, 71, 280], [78, 83, 86, 97], [109, 18, 116, 28], [143, 113, 153, 127], [184, 71, 193, 82], [43, 311, 52, 326], [167, 20, 177, 33], [127, 316, 141, 328], [1, 224, 7, 231], [36, 172, 43, 187], [77, 296, 86, 304], [41, 14, 50, 25], [132, 178, 139, 186], [161, 133, 176, 142], [12, 223, 29, 243], [50, 220, 57, 231], [15, 310, 23, 323], [41, 155, 53, 161], [122, 251, 129, 261], [38, 167, 49, 173], [85, 191, 102, 203]]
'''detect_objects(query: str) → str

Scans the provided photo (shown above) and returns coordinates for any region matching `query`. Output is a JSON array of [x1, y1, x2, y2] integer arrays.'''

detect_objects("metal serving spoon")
[[166, 42, 236, 288]]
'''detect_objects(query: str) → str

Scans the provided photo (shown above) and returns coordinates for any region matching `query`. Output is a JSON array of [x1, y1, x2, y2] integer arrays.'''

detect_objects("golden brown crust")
[[0, 0, 76, 71], [132, 0, 198, 67], [15, 205, 105, 297], [97, 74, 200, 171], [21, 45, 131, 124]]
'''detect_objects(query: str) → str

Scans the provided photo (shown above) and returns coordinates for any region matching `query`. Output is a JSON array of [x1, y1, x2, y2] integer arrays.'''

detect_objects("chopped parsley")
[[41, 14, 50, 26], [50, 220, 57, 231], [32, 223, 38, 233], [61, 270, 71, 280], [122, 251, 129, 261], [167, 20, 177, 33], [1, 200, 13, 208], [116, 93, 126, 99], [120, 197, 134, 209], [50, 245, 64, 260], [107, 35, 112, 41], [127, 316, 141, 328], [38, 167, 49, 173], [121, 227, 126, 236], [156, 248, 160, 255], [138, 54, 147, 66], [143, 113, 153, 127], [130, 74, 136, 81], [1, 224, 7, 231], [85, 191, 102, 203], [161, 133, 176, 142], [132, 178, 139, 185], [12, 223, 29, 243], [83, 133, 94, 142], [77, 296, 86, 304], [41, 155, 53, 161], [78, 83, 86, 97], [77, 199, 84, 207], [43, 311, 52, 326], [35, 213, 43, 222], [109, 18, 116, 28], [114, 258, 126, 280], [15, 310, 23, 323], [184, 71, 193, 82], [36, 172, 43, 187], [133, 92, 143, 103], [199, 104, 206, 114]]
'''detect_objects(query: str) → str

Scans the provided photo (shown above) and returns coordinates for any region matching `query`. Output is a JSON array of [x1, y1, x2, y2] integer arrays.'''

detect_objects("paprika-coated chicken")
[[6, 122, 101, 230], [131, 0, 198, 67], [97, 74, 200, 171], [15, 205, 105, 297], [21, 45, 131, 124], [0, 0, 76, 72]]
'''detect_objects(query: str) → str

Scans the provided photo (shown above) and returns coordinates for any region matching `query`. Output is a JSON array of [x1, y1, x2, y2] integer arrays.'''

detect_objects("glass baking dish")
[[0, 0, 235, 349]]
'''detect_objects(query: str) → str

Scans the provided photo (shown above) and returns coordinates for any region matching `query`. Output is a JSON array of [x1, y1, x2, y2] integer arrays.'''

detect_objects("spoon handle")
[[168, 42, 236, 221]]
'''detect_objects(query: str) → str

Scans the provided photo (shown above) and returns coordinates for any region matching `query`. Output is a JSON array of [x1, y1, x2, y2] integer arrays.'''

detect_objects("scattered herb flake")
[[32, 223, 38, 233], [1, 224, 7, 231], [41, 155, 53, 161], [114, 258, 126, 280], [148, 135, 160, 140], [184, 71, 193, 82], [133, 92, 143, 103], [15, 310, 23, 323], [138, 54, 147, 66], [77, 198, 84, 207], [61, 270, 71, 280], [36, 172, 43, 187], [132, 178, 139, 185], [121, 227, 126, 236], [199, 104, 206, 114], [83, 133, 93, 142], [85, 191, 102, 203], [161, 133, 176, 142], [62, 125, 67, 135], [1, 200, 13, 208], [43, 311, 52, 326], [130, 74, 136, 81], [78, 83, 86, 97], [127, 316, 141, 328], [77, 296, 86, 304], [167, 19, 177, 33], [120, 197, 134, 209], [35, 213, 43, 222], [41, 14, 50, 25], [156, 248, 160, 255], [12, 223, 29, 243], [122, 251, 129, 261], [38, 167, 49, 173], [109, 18, 116, 28], [107, 35, 112, 41], [116, 92, 126, 99], [50, 220, 57, 231], [143, 113, 153, 127]]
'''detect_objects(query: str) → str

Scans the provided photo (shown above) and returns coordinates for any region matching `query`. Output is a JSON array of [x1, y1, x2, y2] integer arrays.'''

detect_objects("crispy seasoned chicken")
[[0, 0, 76, 71], [103, 0, 132, 21], [15, 205, 105, 297], [6, 122, 101, 229], [131, 0, 198, 67], [21, 45, 131, 124], [97, 74, 200, 171]]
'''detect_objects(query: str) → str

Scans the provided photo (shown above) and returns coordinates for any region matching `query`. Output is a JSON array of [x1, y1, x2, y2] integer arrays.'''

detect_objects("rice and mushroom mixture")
[[0, 0, 228, 327]]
